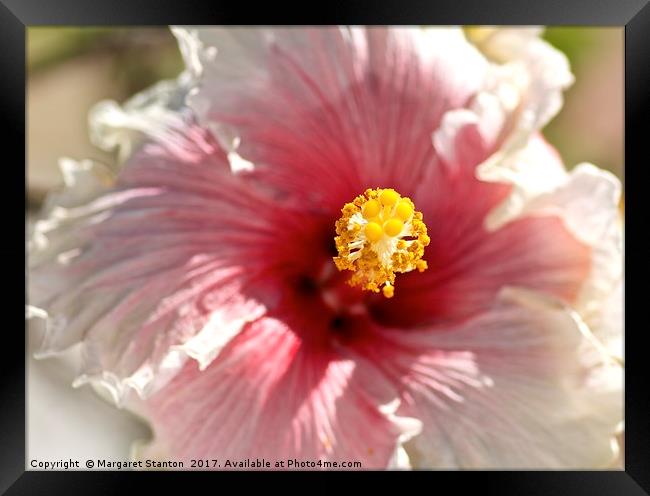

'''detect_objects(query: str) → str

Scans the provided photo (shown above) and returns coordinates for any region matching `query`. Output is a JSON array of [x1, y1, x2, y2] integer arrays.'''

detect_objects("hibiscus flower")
[[28, 26, 623, 469]]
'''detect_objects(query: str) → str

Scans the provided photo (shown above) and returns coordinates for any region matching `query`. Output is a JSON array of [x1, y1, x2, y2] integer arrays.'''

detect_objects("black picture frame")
[[3, 0, 648, 493]]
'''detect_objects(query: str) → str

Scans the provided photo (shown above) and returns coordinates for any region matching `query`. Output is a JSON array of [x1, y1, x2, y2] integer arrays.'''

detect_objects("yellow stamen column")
[[333, 187, 430, 298]]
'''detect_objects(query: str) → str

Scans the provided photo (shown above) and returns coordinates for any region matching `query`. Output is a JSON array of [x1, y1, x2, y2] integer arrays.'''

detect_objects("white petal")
[[435, 27, 574, 195], [27, 321, 149, 466], [89, 72, 195, 162]]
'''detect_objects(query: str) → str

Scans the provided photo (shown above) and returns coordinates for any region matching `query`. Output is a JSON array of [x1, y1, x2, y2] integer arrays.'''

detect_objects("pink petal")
[[29, 122, 279, 402], [508, 163, 622, 327], [174, 27, 487, 207], [135, 316, 420, 468], [357, 288, 620, 468], [371, 136, 590, 327]]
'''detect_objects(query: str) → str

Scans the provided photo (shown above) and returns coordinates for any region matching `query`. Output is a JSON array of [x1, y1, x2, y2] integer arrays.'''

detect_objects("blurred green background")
[[26, 27, 623, 207]]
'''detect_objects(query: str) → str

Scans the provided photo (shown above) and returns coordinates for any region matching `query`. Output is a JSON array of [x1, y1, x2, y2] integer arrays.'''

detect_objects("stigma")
[[333, 188, 430, 298]]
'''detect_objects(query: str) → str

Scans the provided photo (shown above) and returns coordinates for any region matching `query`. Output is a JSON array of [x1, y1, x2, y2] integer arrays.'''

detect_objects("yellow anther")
[[379, 188, 400, 206], [395, 200, 413, 221], [362, 199, 381, 219], [364, 222, 383, 242], [333, 187, 429, 299], [383, 218, 404, 237]]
